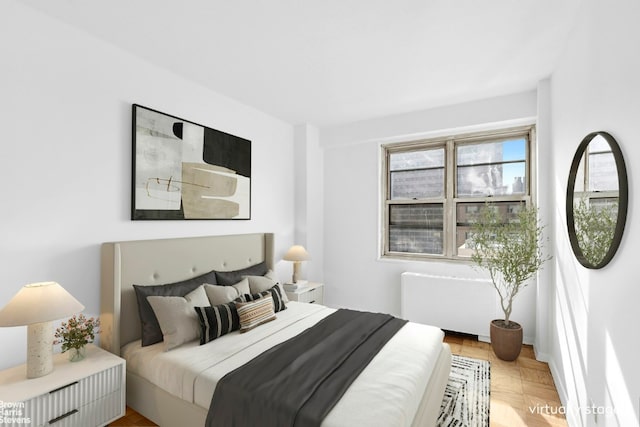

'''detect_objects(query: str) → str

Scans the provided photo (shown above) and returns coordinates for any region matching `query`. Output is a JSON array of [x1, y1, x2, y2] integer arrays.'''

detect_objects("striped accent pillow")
[[194, 302, 240, 344], [236, 294, 276, 333], [235, 285, 287, 313]]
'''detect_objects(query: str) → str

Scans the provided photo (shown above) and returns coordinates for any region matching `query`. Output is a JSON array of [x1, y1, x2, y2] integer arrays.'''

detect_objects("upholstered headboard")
[[100, 233, 274, 355]]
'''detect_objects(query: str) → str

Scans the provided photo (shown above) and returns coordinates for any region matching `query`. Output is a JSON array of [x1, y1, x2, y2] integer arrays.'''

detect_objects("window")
[[573, 133, 619, 226], [586, 136, 617, 192], [381, 125, 535, 260]]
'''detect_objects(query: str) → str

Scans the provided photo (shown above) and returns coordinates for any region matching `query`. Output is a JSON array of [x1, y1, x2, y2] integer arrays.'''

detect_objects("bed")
[[100, 233, 451, 426]]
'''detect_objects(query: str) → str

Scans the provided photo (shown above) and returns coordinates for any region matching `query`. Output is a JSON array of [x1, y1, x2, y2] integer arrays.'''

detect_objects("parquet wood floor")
[[444, 333, 568, 427], [110, 334, 568, 426], [109, 406, 156, 426]]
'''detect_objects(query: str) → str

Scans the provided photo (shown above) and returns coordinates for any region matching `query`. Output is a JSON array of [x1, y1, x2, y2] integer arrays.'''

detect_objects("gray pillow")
[[235, 284, 287, 313], [215, 261, 268, 286], [134, 269, 218, 346], [147, 285, 211, 351], [204, 279, 251, 305], [245, 271, 289, 303]]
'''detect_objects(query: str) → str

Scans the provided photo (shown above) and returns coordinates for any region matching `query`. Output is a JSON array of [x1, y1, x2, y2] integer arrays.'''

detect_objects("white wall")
[[292, 125, 324, 283], [321, 91, 541, 344], [0, 2, 295, 370], [548, 0, 640, 425]]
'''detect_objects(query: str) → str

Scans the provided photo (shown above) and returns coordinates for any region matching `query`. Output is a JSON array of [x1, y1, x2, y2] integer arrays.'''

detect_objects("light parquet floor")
[[109, 406, 157, 426], [110, 334, 568, 427], [444, 333, 568, 427]]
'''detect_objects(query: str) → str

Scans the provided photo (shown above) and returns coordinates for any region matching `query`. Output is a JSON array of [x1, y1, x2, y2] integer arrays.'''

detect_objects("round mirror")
[[566, 131, 628, 269]]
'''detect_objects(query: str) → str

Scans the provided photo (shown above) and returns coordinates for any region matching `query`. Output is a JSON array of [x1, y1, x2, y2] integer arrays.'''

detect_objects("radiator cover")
[[400, 272, 496, 341]]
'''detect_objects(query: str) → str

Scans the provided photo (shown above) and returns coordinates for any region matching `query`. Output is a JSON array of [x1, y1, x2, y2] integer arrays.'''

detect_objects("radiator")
[[400, 272, 496, 340]]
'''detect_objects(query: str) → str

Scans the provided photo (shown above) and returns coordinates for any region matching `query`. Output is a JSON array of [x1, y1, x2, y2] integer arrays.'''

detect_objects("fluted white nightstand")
[[0, 344, 125, 427], [284, 282, 324, 304]]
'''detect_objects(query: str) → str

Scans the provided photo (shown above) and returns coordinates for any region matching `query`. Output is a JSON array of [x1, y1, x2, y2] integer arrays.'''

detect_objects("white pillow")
[[147, 285, 210, 351], [245, 270, 289, 303], [204, 278, 250, 305]]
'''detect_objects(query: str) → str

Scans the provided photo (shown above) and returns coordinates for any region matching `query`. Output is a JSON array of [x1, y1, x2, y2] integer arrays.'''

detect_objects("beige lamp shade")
[[283, 245, 311, 262], [0, 281, 85, 326], [283, 245, 311, 284], [0, 281, 85, 378]]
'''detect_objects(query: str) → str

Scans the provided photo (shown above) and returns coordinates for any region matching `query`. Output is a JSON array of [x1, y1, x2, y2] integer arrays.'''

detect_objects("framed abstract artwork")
[[132, 104, 251, 220]]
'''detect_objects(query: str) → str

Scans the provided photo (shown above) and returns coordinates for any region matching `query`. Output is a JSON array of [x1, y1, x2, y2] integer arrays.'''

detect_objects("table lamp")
[[0, 282, 85, 378], [283, 245, 311, 284]]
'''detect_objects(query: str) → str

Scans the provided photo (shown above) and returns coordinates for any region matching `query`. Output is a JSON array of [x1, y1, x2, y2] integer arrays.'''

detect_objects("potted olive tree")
[[469, 203, 550, 361]]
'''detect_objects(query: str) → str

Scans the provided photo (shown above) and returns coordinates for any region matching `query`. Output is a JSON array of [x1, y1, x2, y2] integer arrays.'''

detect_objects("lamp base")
[[292, 261, 302, 284], [27, 321, 53, 378]]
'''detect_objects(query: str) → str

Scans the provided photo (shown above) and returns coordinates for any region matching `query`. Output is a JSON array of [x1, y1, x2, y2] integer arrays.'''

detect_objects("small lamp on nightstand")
[[283, 245, 311, 284], [0, 281, 85, 379]]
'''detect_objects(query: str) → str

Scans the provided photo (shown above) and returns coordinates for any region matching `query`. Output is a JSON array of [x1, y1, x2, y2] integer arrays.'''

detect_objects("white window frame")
[[380, 125, 536, 261]]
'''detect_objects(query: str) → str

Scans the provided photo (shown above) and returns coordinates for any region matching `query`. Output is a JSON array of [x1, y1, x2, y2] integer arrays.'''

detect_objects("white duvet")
[[122, 302, 445, 427]]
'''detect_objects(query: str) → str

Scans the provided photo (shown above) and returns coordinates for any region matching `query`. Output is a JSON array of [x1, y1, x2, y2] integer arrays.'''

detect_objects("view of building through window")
[[456, 138, 526, 197]]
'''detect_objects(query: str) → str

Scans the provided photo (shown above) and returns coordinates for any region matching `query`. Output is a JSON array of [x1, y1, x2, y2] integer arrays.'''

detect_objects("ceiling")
[[23, 0, 581, 126]]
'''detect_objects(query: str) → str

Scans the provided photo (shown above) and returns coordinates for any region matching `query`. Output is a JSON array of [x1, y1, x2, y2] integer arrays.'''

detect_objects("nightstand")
[[285, 282, 324, 304], [0, 344, 125, 427]]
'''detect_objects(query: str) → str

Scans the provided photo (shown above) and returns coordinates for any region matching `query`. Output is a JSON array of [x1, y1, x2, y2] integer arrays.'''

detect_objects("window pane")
[[589, 152, 617, 192], [586, 196, 619, 220], [455, 201, 524, 257], [389, 204, 443, 254], [390, 148, 445, 199], [457, 162, 526, 197], [457, 138, 525, 166], [589, 134, 610, 152], [390, 169, 444, 199], [390, 149, 444, 171], [456, 138, 526, 197]]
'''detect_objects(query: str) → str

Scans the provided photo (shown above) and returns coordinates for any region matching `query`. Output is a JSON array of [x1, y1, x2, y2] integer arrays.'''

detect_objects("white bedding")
[[122, 301, 445, 426]]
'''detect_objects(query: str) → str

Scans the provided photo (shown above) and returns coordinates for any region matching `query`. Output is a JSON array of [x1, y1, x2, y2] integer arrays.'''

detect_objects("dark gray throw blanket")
[[206, 309, 408, 427]]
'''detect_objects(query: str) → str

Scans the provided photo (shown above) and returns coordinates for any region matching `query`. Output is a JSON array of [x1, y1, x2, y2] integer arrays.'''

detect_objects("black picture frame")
[[132, 104, 251, 220]]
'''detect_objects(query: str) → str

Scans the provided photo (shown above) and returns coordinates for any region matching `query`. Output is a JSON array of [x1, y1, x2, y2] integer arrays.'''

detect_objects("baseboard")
[[533, 349, 549, 363], [443, 329, 479, 341], [477, 334, 535, 345], [547, 357, 580, 427]]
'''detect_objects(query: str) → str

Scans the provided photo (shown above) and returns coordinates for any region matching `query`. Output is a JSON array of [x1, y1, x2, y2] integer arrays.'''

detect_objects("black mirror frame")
[[566, 131, 628, 269]]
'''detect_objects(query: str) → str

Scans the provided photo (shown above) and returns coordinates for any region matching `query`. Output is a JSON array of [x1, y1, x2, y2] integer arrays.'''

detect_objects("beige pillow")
[[204, 278, 250, 305], [147, 285, 210, 351], [236, 294, 276, 333], [245, 271, 289, 303]]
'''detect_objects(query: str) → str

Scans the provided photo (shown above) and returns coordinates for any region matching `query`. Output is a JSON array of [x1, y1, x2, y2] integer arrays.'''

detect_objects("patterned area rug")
[[437, 355, 491, 427]]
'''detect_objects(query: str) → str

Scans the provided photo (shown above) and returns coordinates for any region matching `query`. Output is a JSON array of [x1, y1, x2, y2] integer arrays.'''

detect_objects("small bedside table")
[[285, 282, 324, 304], [0, 344, 125, 427]]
